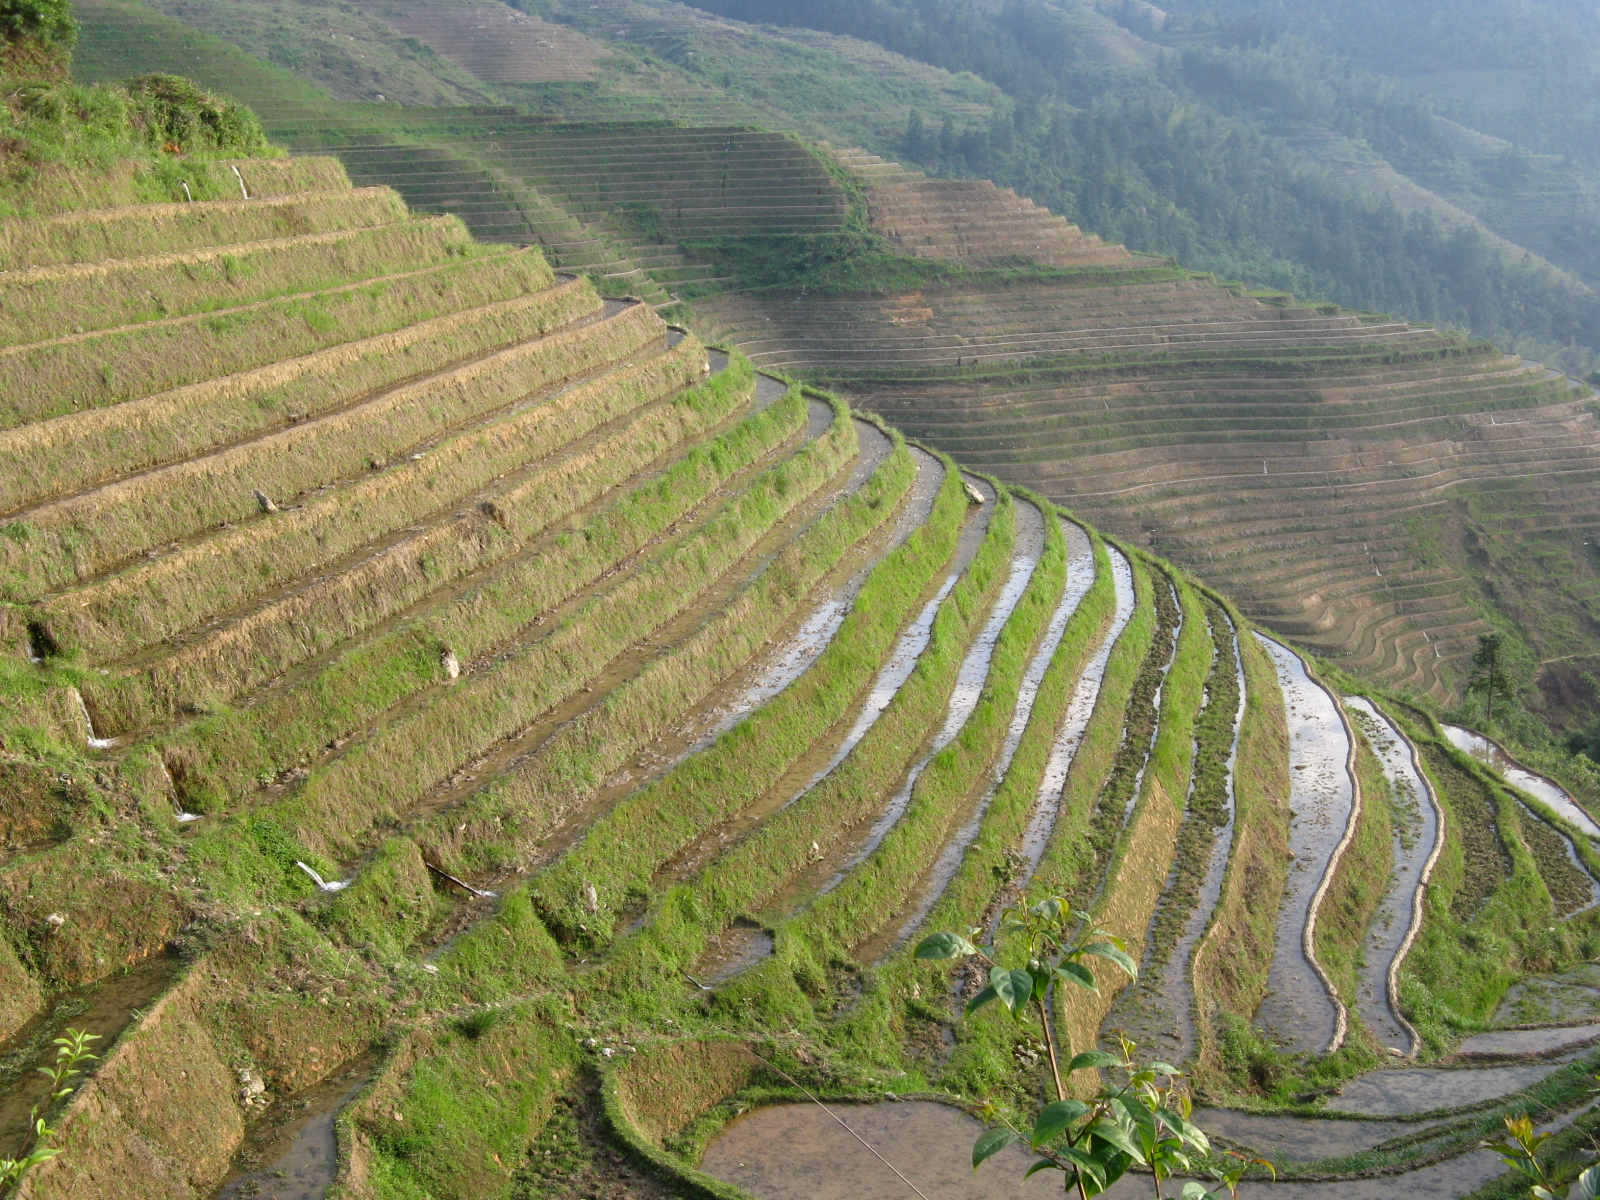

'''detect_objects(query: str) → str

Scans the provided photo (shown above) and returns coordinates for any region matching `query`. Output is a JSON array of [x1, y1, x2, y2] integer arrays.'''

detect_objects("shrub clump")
[[0, 0, 77, 47], [0, 71, 273, 208]]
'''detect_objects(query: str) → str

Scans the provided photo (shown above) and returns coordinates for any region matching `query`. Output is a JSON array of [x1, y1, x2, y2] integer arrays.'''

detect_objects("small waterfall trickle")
[[157, 758, 203, 823], [70, 689, 118, 750]]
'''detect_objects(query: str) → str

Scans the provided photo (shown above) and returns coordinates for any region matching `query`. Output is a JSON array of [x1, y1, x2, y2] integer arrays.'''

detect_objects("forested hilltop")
[[678, 0, 1600, 379]]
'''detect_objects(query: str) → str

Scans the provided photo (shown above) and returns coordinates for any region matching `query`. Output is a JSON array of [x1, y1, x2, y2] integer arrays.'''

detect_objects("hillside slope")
[[0, 76, 1597, 1200], [696, 151, 1600, 699]]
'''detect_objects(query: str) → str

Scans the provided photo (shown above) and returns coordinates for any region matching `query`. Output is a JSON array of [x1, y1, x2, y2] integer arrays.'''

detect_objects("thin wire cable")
[[743, 1050, 931, 1200]]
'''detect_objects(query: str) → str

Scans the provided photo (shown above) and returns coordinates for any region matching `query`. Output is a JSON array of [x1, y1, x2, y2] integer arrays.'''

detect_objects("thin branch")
[[743, 1050, 933, 1200]]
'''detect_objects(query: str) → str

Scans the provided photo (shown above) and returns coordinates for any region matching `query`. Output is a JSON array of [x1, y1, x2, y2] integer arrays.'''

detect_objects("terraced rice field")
[[360, 0, 610, 84], [698, 151, 1600, 697], [6, 143, 1600, 1200]]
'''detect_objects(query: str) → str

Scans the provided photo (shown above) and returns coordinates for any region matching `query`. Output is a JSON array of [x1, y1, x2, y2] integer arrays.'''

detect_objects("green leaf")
[[1031, 896, 1065, 921], [1032, 1099, 1092, 1147], [1082, 940, 1139, 978], [965, 984, 998, 1016], [1182, 1184, 1222, 1200], [1573, 1166, 1600, 1200], [1066, 1050, 1123, 1073], [972, 1127, 1021, 1170], [1055, 1145, 1108, 1188], [1024, 1158, 1063, 1179], [991, 967, 1034, 1015], [1054, 961, 1098, 992], [1154, 1109, 1208, 1155], [915, 931, 979, 960], [1165, 1110, 1209, 1155], [1089, 1117, 1146, 1163]]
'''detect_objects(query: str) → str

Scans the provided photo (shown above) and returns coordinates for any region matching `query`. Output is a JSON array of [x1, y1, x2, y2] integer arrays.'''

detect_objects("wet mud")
[[791, 475, 995, 807], [0, 952, 181, 1158], [701, 1100, 1059, 1199], [1443, 724, 1600, 917], [1191, 1107, 1439, 1163], [1344, 697, 1444, 1056], [213, 1053, 377, 1200], [711, 476, 1000, 941], [695, 921, 776, 988], [1456, 1023, 1600, 1058], [1254, 636, 1355, 1056], [699, 1098, 1515, 1199], [1328, 1060, 1570, 1116]]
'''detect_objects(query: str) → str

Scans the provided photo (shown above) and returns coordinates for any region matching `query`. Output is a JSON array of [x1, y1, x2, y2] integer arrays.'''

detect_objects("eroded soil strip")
[[1345, 696, 1445, 1056], [1253, 635, 1355, 1056]]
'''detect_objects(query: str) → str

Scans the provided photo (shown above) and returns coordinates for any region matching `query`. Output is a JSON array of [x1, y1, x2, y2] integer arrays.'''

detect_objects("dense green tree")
[[1468, 632, 1519, 723], [0, 0, 77, 47]]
